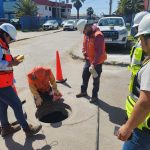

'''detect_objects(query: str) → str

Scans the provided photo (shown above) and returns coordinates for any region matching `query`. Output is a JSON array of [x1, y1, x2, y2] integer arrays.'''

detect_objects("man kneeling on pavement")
[[27, 66, 62, 108]]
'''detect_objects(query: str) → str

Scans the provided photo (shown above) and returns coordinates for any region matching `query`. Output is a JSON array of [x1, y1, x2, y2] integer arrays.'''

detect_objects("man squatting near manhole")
[[27, 66, 62, 108], [76, 19, 107, 103]]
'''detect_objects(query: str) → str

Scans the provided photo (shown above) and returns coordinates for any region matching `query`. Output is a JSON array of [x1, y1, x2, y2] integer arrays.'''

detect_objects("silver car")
[[63, 20, 78, 31], [43, 20, 59, 30]]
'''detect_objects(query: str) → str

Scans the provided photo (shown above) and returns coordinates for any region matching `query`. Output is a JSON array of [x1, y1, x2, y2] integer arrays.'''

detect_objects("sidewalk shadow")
[[4, 134, 52, 150], [94, 98, 126, 126]]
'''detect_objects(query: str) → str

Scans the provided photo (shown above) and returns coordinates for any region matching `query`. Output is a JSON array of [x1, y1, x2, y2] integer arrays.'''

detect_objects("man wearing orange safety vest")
[[76, 20, 107, 103], [27, 66, 62, 108], [0, 23, 42, 137]]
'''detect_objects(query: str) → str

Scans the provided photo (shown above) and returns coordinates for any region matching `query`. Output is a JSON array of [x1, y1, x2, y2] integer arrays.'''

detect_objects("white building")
[[2, 0, 72, 19], [34, 0, 72, 18]]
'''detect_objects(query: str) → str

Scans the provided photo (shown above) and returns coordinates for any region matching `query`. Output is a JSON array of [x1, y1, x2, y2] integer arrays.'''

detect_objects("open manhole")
[[36, 102, 72, 124]]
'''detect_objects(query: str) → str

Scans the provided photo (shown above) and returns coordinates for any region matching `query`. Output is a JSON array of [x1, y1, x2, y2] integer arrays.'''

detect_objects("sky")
[[51, 0, 119, 16], [71, 0, 119, 15]]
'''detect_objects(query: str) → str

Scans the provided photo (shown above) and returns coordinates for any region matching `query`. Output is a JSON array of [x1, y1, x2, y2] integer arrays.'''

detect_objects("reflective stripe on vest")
[[0, 45, 13, 87], [0, 47, 13, 71], [126, 59, 150, 130]]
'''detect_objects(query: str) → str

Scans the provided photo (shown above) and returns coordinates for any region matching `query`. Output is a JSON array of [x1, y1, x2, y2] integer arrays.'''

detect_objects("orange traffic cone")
[[56, 50, 67, 83]]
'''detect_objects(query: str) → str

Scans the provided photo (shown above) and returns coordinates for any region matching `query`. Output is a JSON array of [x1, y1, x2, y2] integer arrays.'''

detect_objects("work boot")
[[76, 92, 87, 98], [90, 97, 98, 103], [23, 124, 42, 137], [1, 124, 21, 137]]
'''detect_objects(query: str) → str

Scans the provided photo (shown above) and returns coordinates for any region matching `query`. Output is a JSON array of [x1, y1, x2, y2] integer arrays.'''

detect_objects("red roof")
[[34, 0, 72, 8]]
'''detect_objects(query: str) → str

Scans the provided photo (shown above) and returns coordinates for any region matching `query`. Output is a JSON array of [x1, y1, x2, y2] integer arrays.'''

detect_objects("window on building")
[[49, 7, 51, 11], [61, 9, 65, 12], [45, 6, 47, 10]]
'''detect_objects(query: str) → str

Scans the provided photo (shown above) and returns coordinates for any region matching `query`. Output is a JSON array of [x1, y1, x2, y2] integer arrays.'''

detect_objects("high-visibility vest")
[[83, 30, 107, 64], [128, 40, 144, 75], [126, 59, 150, 130], [128, 40, 144, 93], [0, 39, 13, 88]]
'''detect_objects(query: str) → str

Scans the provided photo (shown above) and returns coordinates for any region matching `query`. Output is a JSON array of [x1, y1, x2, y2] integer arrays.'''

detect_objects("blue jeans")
[[123, 128, 150, 150], [81, 60, 102, 98], [0, 86, 28, 129]]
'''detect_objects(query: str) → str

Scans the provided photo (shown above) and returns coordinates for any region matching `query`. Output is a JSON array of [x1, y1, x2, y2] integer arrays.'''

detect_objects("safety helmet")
[[0, 23, 17, 40], [132, 11, 149, 28], [77, 19, 87, 33], [135, 14, 150, 37]]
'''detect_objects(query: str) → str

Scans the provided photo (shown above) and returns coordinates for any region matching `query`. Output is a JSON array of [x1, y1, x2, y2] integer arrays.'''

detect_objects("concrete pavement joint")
[[96, 106, 100, 150]]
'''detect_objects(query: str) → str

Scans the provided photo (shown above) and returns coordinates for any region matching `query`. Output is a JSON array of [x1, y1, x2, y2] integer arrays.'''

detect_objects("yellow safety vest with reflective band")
[[126, 59, 150, 130], [128, 40, 144, 93]]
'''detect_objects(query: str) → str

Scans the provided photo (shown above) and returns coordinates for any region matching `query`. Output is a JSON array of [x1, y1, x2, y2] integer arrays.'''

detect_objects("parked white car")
[[63, 20, 77, 31], [98, 17, 128, 48], [43, 20, 59, 30]]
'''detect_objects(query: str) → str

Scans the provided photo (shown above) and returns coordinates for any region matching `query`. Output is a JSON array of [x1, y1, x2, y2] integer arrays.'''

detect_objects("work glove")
[[89, 65, 98, 78], [34, 97, 43, 107], [53, 88, 62, 101]]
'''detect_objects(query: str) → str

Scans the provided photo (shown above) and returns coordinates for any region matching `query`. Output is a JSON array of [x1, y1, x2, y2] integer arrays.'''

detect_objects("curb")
[[16, 29, 63, 42], [69, 51, 129, 67]]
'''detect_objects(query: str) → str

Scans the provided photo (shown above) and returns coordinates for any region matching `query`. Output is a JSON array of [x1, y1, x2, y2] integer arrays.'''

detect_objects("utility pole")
[[109, 0, 112, 15]]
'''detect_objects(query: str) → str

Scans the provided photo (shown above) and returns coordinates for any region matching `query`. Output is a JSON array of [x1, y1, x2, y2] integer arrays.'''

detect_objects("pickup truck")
[[98, 17, 128, 48]]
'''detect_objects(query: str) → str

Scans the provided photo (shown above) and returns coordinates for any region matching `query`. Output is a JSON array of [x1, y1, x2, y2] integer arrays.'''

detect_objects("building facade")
[[0, 0, 72, 19], [34, 0, 72, 18]]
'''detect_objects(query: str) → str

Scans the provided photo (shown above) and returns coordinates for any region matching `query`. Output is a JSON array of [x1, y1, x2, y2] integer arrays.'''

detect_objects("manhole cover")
[[36, 102, 72, 124]]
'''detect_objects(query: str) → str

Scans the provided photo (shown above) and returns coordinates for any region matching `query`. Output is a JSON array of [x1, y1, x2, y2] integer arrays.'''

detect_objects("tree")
[[116, 0, 144, 16], [15, 0, 38, 17], [87, 7, 94, 19], [71, 0, 85, 19]]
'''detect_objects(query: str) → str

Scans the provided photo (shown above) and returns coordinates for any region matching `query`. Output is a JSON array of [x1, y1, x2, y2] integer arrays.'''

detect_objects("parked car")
[[43, 20, 59, 30], [63, 20, 77, 31], [10, 18, 21, 29], [98, 17, 128, 48], [61, 20, 67, 27]]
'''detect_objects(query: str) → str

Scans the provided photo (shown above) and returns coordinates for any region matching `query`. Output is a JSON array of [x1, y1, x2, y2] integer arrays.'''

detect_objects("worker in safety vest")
[[76, 19, 107, 103], [27, 66, 62, 108], [117, 14, 150, 150], [128, 11, 149, 93], [0, 23, 42, 137]]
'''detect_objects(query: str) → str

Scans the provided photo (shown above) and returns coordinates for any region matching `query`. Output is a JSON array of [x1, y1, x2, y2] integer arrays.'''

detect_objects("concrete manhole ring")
[[35, 102, 72, 124]]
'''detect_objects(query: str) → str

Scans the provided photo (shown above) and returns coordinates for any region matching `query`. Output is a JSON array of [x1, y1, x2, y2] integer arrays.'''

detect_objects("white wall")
[[37, 5, 52, 17]]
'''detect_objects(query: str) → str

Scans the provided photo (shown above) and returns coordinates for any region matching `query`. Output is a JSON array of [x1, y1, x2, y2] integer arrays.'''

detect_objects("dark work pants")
[[81, 60, 102, 98], [0, 86, 28, 129]]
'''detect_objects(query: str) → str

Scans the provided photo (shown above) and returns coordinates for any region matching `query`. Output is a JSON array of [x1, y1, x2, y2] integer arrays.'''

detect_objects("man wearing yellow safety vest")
[[128, 11, 149, 93], [117, 14, 150, 150]]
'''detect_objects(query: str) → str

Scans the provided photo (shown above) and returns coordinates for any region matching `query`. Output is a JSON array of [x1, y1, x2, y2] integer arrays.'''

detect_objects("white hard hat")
[[77, 19, 87, 33], [0, 23, 17, 40], [133, 11, 149, 28], [135, 14, 150, 37]]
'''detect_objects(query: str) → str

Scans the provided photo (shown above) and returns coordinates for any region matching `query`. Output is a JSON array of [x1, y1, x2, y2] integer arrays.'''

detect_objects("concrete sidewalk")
[[0, 55, 128, 150], [70, 44, 130, 66], [17, 29, 63, 41]]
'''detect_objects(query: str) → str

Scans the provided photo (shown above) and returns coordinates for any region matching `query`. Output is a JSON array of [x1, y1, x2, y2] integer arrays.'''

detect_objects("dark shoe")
[[1, 124, 21, 137], [24, 124, 42, 137], [76, 92, 87, 98], [90, 97, 98, 103]]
